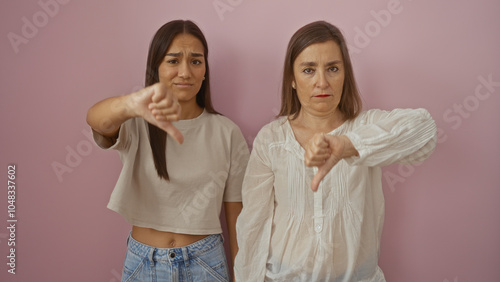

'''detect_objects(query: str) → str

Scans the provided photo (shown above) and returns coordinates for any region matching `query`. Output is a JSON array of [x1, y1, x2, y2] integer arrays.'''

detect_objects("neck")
[[179, 100, 203, 120], [293, 108, 344, 133]]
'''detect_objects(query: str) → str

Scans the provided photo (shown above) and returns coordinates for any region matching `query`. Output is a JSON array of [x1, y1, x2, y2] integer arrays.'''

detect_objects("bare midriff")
[[131, 226, 209, 248]]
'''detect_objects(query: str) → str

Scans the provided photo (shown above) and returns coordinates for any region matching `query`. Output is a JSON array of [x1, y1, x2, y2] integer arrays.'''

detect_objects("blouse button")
[[315, 224, 323, 233]]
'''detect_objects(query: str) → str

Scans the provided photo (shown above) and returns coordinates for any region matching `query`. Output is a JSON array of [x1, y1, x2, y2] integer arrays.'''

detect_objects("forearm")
[[86, 95, 136, 138], [224, 201, 242, 267], [343, 108, 437, 166]]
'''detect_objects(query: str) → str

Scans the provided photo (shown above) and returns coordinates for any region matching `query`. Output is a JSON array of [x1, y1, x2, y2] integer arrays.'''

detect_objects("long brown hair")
[[278, 21, 362, 120], [145, 20, 218, 180]]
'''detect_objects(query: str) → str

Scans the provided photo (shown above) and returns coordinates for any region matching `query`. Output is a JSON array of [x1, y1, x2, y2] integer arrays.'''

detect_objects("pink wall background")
[[1, 0, 499, 281]]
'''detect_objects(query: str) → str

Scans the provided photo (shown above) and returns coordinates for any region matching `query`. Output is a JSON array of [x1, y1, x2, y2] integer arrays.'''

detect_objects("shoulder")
[[205, 113, 242, 132], [203, 113, 250, 148], [253, 117, 288, 145], [354, 109, 386, 121], [259, 117, 287, 134], [203, 113, 247, 142]]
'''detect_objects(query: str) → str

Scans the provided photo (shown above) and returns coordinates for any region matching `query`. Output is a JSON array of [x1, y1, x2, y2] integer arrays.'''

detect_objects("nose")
[[178, 60, 191, 79], [315, 70, 328, 89]]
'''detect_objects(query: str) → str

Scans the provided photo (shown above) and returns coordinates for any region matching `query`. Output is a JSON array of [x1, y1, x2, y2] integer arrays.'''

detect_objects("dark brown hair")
[[145, 20, 218, 180], [278, 21, 362, 120]]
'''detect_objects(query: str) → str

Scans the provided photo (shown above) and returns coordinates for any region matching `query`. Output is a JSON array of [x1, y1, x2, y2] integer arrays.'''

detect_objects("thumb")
[[310, 153, 340, 192]]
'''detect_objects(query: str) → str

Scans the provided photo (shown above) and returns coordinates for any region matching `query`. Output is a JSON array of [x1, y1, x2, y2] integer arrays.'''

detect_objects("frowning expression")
[[292, 40, 345, 116], [158, 33, 206, 105]]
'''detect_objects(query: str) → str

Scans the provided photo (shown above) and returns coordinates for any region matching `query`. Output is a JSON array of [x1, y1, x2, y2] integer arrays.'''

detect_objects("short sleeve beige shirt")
[[93, 110, 249, 234]]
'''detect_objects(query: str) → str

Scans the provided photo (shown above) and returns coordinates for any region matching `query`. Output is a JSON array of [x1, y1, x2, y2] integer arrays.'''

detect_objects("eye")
[[167, 59, 178, 64], [328, 66, 339, 72], [303, 68, 314, 74], [192, 59, 203, 65]]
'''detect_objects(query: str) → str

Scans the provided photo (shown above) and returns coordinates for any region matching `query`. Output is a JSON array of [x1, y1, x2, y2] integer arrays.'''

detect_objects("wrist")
[[123, 92, 141, 118], [340, 135, 359, 159]]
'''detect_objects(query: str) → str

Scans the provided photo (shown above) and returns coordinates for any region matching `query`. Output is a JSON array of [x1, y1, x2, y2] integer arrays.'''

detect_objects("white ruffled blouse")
[[234, 108, 437, 282]]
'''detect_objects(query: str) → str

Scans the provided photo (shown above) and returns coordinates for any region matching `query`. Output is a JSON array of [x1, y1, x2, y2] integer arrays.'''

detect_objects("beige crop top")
[[93, 110, 250, 234]]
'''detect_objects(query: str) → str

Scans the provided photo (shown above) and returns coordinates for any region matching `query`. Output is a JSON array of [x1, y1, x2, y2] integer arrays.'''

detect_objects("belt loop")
[[126, 231, 132, 246], [149, 248, 156, 267], [182, 247, 189, 267]]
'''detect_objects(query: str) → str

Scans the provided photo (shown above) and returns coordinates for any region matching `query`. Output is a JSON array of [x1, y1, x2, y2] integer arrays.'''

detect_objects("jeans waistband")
[[126, 233, 223, 263]]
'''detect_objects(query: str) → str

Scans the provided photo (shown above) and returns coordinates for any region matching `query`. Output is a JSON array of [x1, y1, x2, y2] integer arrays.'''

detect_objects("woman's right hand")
[[127, 83, 184, 144], [305, 134, 358, 192]]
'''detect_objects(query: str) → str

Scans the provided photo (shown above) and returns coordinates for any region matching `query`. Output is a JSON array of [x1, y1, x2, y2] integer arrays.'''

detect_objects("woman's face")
[[292, 40, 345, 117], [158, 33, 206, 105]]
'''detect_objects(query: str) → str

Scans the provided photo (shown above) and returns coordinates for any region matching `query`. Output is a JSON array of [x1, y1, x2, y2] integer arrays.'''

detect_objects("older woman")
[[87, 20, 249, 281], [234, 21, 436, 281]]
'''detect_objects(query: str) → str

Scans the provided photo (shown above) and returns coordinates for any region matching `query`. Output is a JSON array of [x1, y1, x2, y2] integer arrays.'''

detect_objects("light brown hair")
[[278, 21, 362, 120]]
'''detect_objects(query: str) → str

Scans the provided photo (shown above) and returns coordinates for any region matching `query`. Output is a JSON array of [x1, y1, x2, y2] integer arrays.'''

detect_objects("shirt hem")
[[107, 204, 223, 235]]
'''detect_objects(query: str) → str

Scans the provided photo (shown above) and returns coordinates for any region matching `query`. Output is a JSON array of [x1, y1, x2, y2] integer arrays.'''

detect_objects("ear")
[[292, 81, 296, 89]]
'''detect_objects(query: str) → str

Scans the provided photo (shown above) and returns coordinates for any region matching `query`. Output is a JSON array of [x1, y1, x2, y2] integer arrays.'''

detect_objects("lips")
[[314, 94, 332, 98], [174, 83, 193, 87]]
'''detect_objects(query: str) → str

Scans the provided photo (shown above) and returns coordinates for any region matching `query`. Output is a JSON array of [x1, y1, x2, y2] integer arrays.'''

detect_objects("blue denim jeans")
[[121, 233, 229, 282]]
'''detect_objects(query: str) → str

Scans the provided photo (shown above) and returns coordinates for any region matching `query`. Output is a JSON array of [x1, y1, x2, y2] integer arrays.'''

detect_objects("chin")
[[313, 104, 339, 113], [177, 95, 198, 104]]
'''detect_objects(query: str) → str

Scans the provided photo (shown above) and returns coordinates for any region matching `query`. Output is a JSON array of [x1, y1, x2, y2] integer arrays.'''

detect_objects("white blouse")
[[234, 108, 437, 281]]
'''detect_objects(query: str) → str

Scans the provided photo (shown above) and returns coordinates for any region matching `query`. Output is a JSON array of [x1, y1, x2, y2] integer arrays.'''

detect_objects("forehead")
[[294, 40, 342, 64], [166, 33, 204, 53]]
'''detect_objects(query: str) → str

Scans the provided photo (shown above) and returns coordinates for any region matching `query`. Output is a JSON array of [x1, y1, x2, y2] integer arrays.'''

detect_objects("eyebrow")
[[165, 52, 204, 57], [299, 60, 342, 67]]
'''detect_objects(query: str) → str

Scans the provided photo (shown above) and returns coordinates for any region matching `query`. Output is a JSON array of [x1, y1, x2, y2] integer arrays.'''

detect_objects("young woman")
[[87, 20, 249, 282], [234, 21, 437, 281]]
